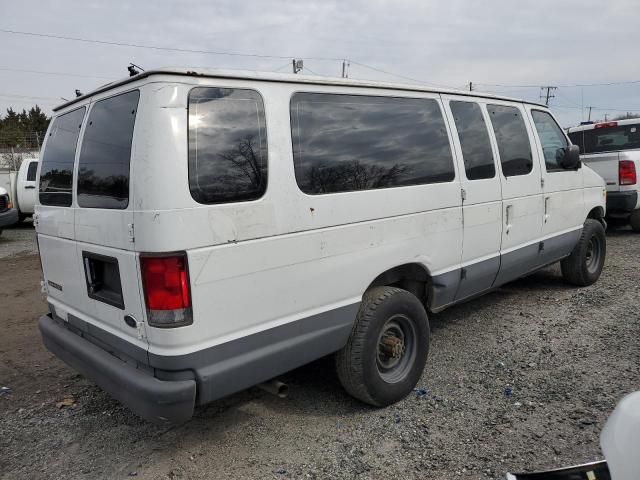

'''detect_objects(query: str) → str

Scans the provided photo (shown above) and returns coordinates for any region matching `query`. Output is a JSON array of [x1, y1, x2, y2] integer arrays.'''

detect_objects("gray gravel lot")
[[0, 221, 37, 258], [0, 227, 638, 480]]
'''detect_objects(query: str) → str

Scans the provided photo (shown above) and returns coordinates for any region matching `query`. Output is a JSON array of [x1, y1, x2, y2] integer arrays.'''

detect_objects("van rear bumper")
[[606, 190, 638, 214], [38, 314, 196, 424]]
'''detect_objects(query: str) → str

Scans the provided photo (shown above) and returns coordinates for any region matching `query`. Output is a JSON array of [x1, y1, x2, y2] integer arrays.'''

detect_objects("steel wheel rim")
[[585, 235, 601, 274], [376, 314, 416, 383]]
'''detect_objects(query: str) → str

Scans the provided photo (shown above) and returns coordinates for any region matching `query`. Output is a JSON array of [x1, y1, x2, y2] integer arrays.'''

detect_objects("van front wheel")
[[561, 219, 606, 286], [336, 286, 429, 407]]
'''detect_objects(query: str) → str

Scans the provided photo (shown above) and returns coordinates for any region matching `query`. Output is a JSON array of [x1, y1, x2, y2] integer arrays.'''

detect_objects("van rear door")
[[37, 90, 148, 350]]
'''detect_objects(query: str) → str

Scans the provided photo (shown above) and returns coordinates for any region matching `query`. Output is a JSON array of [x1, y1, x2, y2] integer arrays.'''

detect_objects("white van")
[[36, 69, 607, 424], [568, 119, 640, 230]]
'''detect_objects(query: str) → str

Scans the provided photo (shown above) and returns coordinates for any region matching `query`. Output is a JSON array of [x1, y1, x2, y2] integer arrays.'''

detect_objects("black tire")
[[561, 219, 606, 286], [336, 286, 429, 407], [630, 210, 640, 232]]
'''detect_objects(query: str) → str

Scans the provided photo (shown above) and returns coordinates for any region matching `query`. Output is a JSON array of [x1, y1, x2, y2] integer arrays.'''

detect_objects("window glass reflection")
[[290, 93, 455, 194], [188, 88, 267, 204]]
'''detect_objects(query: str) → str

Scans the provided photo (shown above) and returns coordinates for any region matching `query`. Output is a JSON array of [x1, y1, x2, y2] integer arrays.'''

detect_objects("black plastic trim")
[[606, 190, 638, 214], [39, 314, 196, 424]]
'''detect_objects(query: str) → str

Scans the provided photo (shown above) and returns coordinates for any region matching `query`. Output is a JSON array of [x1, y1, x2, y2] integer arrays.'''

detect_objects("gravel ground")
[[1, 227, 639, 480], [0, 221, 37, 258]]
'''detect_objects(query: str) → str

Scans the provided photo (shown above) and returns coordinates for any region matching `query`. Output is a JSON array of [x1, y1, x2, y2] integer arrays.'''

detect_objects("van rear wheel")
[[561, 219, 606, 286], [336, 286, 429, 407]]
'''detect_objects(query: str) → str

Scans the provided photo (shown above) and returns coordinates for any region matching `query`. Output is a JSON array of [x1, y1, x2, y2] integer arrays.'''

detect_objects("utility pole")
[[540, 86, 557, 106], [292, 59, 303, 74], [587, 106, 592, 122], [468, 81, 473, 92], [604, 113, 609, 122], [341, 60, 350, 78]]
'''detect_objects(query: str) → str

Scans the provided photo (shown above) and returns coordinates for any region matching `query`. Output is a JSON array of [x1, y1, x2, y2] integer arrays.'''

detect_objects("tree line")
[[0, 105, 50, 150]]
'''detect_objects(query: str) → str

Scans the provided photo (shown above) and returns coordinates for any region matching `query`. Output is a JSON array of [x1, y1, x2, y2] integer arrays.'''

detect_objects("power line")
[[349, 60, 449, 88], [0, 27, 345, 62], [477, 79, 640, 88], [0, 66, 113, 80]]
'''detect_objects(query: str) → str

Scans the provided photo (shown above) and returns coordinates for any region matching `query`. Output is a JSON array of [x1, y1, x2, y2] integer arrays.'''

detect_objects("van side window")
[[487, 104, 533, 177], [449, 101, 495, 180], [531, 110, 569, 171], [27, 161, 38, 181], [77, 90, 139, 209], [290, 93, 455, 194], [39, 107, 86, 207], [188, 87, 268, 204]]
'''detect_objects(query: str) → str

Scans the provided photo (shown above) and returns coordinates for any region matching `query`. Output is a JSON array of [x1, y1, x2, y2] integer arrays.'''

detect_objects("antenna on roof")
[[75, 89, 83, 97], [128, 63, 145, 77]]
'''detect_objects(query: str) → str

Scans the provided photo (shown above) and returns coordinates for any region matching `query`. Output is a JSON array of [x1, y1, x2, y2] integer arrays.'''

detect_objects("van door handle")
[[544, 197, 550, 223], [505, 204, 513, 234], [24, 185, 35, 189]]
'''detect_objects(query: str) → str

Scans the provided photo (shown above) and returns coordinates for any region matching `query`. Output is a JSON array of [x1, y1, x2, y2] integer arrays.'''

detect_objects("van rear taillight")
[[619, 160, 637, 186], [594, 121, 618, 129], [140, 253, 193, 327]]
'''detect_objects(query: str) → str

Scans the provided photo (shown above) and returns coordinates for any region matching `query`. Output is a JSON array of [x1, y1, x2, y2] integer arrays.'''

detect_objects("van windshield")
[[569, 123, 640, 154]]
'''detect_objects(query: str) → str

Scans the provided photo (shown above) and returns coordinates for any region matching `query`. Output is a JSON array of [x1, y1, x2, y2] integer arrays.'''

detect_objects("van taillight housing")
[[619, 160, 637, 186], [140, 253, 193, 327]]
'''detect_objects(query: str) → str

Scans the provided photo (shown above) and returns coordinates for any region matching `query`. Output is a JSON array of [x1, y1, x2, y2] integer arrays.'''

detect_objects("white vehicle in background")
[[0, 158, 39, 223], [0, 186, 19, 235], [13, 158, 38, 221], [568, 119, 640, 230], [36, 69, 606, 424]]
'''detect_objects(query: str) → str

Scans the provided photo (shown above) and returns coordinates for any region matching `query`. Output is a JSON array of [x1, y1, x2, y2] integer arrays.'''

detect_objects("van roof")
[[53, 67, 548, 112], [567, 117, 640, 133]]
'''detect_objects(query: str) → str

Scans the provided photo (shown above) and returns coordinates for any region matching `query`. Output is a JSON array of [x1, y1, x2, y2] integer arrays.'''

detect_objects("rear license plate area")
[[82, 251, 125, 309]]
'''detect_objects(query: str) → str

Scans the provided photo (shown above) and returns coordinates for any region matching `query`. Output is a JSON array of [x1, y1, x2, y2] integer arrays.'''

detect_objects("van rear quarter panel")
[[131, 78, 463, 356]]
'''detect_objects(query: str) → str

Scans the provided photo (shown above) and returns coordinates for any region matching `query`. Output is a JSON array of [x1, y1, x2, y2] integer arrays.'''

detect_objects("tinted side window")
[[77, 90, 139, 209], [531, 110, 569, 171], [188, 87, 268, 204], [450, 101, 495, 180], [39, 107, 86, 207], [26, 161, 38, 181], [487, 104, 533, 177], [290, 93, 455, 194]]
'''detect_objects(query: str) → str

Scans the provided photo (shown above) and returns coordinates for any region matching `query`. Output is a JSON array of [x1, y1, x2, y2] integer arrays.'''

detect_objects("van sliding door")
[[487, 102, 544, 285], [442, 97, 502, 300]]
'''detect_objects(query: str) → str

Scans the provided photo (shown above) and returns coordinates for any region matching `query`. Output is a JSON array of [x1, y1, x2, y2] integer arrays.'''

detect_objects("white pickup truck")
[[13, 158, 38, 221], [568, 119, 640, 230]]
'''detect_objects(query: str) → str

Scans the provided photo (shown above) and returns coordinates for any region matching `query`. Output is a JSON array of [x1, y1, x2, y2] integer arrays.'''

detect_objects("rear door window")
[[188, 87, 268, 204], [77, 90, 140, 209], [569, 124, 640, 154], [26, 161, 38, 181], [487, 104, 533, 177], [450, 101, 495, 180], [39, 107, 86, 207]]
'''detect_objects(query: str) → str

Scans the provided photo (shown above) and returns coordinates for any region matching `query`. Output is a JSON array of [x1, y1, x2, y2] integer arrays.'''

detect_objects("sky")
[[1, 0, 640, 127]]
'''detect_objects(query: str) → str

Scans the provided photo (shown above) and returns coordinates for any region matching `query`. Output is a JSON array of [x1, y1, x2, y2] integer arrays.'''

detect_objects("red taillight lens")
[[619, 160, 637, 186], [140, 253, 192, 327]]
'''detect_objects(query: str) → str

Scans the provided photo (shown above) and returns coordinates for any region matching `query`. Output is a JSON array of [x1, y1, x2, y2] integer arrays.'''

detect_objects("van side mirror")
[[558, 144, 581, 169]]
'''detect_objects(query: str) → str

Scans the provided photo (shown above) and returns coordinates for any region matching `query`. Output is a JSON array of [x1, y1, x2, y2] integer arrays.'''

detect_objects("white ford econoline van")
[[36, 69, 607, 424]]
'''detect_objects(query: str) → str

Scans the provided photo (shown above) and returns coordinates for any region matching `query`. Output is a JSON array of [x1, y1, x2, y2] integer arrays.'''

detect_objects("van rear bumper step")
[[38, 314, 196, 424]]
